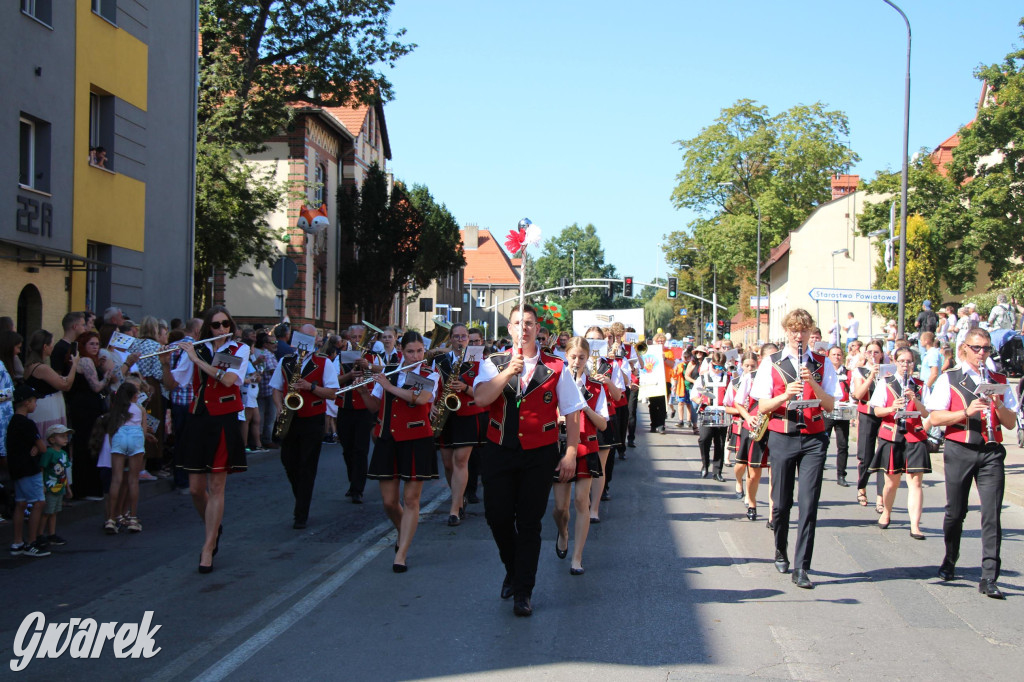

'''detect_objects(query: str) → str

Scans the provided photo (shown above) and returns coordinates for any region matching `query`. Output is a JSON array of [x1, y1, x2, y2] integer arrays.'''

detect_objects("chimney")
[[830, 174, 859, 200], [464, 223, 479, 250]]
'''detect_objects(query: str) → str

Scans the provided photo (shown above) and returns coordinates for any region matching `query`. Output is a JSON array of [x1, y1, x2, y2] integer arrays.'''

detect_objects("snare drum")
[[826, 402, 857, 421], [698, 407, 728, 428]]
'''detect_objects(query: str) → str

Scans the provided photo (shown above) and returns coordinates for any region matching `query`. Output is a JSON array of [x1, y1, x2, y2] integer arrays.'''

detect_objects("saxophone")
[[431, 344, 468, 435], [273, 348, 308, 440]]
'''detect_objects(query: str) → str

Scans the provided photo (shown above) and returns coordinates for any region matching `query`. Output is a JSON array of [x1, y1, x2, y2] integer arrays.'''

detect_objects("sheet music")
[[464, 345, 484, 363], [290, 331, 316, 353], [212, 351, 243, 370]]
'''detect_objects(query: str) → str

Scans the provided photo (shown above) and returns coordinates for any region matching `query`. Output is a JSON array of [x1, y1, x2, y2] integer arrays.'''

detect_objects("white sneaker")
[[138, 470, 158, 482]]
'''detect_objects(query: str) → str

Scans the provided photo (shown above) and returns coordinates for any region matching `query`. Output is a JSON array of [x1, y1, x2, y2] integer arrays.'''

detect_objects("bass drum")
[[698, 407, 728, 428]]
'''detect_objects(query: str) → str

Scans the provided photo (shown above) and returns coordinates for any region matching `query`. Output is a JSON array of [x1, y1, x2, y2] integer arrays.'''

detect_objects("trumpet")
[[137, 332, 235, 359], [335, 360, 425, 395]]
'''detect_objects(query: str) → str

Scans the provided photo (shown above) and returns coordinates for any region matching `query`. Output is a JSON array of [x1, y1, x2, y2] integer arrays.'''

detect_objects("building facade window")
[[91, 0, 116, 24], [314, 163, 326, 205], [19, 115, 51, 192], [89, 92, 114, 170], [85, 243, 112, 313], [21, 0, 53, 26]]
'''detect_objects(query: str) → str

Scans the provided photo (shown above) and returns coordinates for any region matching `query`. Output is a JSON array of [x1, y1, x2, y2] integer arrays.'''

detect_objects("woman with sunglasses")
[[868, 347, 930, 535], [851, 339, 886, 511], [925, 328, 1017, 599], [171, 306, 250, 574]]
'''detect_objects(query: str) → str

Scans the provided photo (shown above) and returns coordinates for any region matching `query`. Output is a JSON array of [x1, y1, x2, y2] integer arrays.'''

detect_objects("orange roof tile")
[[461, 229, 520, 285]]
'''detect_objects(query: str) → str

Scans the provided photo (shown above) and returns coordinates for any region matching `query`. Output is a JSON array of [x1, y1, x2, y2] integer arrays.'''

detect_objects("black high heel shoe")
[[198, 552, 213, 574], [555, 534, 568, 559], [746, 507, 757, 521]]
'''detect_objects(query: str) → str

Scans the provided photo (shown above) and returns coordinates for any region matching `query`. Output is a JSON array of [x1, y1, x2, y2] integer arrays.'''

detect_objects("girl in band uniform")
[[585, 326, 621, 522], [690, 351, 731, 481], [868, 347, 930, 535], [851, 340, 886, 511], [552, 337, 608, 575], [362, 331, 440, 573]]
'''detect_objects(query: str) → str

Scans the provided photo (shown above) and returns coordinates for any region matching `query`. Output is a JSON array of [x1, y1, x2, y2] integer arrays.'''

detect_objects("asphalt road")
[[3, 408, 1024, 681]]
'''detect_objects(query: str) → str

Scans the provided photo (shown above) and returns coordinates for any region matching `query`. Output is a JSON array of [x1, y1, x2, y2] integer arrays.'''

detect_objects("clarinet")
[[793, 342, 807, 430], [897, 369, 910, 435], [981, 365, 995, 442]]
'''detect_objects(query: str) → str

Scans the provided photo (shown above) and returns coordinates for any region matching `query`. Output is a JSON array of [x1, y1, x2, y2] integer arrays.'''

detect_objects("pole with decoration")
[[505, 218, 542, 405]]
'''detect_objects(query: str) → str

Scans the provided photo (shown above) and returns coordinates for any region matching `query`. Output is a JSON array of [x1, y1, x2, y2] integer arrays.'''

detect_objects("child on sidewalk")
[[40, 424, 73, 546], [106, 382, 149, 533], [5, 385, 51, 557]]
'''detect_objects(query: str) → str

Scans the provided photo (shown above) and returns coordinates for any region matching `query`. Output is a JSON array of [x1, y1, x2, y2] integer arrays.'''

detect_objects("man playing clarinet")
[[750, 309, 842, 589]]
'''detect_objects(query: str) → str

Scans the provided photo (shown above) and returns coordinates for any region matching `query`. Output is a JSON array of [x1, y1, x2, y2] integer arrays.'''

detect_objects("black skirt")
[[439, 412, 486, 449], [177, 411, 247, 474], [870, 439, 932, 475], [597, 412, 620, 448], [738, 427, 770, 468], [368, 435, 439, 481], [553, 451, 603, 482]]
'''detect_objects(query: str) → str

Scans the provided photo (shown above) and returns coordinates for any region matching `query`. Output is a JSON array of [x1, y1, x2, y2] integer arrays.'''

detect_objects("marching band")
[[166, 301, 1017, 606]]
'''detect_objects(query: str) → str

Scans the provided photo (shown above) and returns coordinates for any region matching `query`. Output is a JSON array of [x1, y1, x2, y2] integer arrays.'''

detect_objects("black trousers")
[[338, 408, 373, 495], [768, 431, 827, 570], [280, 413, 325, 523], [824, 418, 851, 478], [482, 441, 560, 597], [649, 395, 667, 430], [855, 412, 884, 495], [465, 445, 482, 498], [626, 386, 639, 443], [698, 425, 726, 474], [942, 440, 1006, 580], [615, 408, 629, 456]]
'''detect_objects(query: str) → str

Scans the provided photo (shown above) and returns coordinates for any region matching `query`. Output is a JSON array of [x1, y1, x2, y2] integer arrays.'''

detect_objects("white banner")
[[571, 308, 646, 337], [637, 343, 667, 400]]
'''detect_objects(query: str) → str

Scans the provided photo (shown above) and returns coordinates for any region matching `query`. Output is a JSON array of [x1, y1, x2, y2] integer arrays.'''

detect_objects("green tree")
[[670, 99, 859, 314], [404, 184, 466, 294], [869, 216, 941, 321], [948, 18, 1024, 285], [195, 0, 414, 309], [528, 223, 620, 331], [337, 165, 422, 322]]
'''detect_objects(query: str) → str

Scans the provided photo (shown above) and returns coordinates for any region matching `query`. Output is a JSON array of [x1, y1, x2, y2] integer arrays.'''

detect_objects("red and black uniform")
[[871, 375, 930, 474], [694, 371, 731, 477], [853, 366, 884, 495], [336, 350, 377, 498], [934, 367, 1010, 583], [275, 353, 332, 526], [556, 375, 605, 481], [734, 374, 769, 469], [474, 349, 585, 601], [176, 340, 248, 474], [435, 352, 487, 449], [824, 366, 852, 481], [367, 366, 439, 481]]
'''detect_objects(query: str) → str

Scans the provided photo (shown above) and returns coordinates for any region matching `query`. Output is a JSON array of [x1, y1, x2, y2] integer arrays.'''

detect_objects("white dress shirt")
[[749, 347, 842, 401], [925, 364, 1018, 413], [474, 353, 586, 415]]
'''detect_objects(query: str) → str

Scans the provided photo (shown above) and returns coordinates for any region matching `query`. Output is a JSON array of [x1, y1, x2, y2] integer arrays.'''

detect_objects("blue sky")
[[383, 1, 1022, 284]]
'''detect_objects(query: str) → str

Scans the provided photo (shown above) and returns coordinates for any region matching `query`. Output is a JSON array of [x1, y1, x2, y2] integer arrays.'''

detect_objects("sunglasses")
[[712, 364, 724, 370], [965, 344, 993, 354], [210, 320, 231, 330]]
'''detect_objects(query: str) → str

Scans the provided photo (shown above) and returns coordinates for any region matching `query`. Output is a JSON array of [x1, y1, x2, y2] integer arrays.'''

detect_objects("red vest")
[[877, 375, 927, 443], [576, 376, 603, 455], [698, 372, 730, 407], [853, 366, 875, 415], [190, 341, 245, 416], [728, 375, 744, 435], [435, 353, 486, 417], [835, 368, 851, 402], [486, 351, 566, 449], [944, 368, 1006, 445], [337, 351, 377, 411], [766, 350, 826, 435], [374, 367, 435, 441], [280, 354, 329, 417]]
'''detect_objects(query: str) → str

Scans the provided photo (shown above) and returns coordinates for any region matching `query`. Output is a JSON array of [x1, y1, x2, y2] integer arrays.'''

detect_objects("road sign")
[[679, 308, 687, 316], [705, 322, 713, 332], [271, 257, 298, 290], [808, 287, 898, 304], [749, 296, 769, 309]]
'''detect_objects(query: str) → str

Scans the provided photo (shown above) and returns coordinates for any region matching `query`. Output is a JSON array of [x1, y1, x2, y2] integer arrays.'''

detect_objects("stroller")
[[991, 329, 1024, 378]]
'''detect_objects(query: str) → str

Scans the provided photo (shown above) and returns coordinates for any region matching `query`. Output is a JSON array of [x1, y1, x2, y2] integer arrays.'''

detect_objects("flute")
[[137, 332, 235, 359], [335, 360, 425, 395]]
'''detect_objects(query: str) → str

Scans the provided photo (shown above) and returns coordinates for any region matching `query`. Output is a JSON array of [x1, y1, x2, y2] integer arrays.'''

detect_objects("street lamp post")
[[867, 229, 889, 338], [883, 0, 912, 336]]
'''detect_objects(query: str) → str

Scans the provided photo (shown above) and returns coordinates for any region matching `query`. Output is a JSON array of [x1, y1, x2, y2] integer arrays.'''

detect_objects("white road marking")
[[718, 530, 753, 577]]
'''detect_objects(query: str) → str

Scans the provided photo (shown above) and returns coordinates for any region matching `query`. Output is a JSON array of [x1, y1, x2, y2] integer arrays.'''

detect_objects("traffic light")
[[623, 276, 634, 298], [667, 277, 677, 298], [723, 319, 732, 337], [716, 319, 725, 337], [560, 277, 570, 297], [607, 280, 615, 298]]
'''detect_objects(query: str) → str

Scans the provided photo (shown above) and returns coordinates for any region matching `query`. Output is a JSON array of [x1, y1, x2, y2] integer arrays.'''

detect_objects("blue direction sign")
[[808, 287, 898, 304]]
